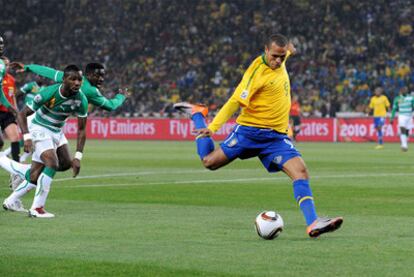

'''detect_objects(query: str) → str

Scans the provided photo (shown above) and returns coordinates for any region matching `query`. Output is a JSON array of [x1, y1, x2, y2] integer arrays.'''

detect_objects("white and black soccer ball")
[[254, 211, 284, 240]]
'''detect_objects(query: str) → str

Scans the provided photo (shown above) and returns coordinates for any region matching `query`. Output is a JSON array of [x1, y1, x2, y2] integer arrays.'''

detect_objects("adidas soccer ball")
[[254, 211, 284, 240]]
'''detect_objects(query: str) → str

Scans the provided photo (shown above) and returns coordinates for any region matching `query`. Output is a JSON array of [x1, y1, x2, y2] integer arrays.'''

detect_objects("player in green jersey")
[[390, 87, 414, 152], [11, 62, 129, 111], [6, 62, 130, 188], [19, 78, 45, 105], [1, 65, 88, 217]]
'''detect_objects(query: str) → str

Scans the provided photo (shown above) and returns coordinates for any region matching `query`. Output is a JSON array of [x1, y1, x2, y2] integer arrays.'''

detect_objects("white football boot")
[[3, 198, 28, 212], [307, 217, 343, 238], [29, 207, 55, 218]]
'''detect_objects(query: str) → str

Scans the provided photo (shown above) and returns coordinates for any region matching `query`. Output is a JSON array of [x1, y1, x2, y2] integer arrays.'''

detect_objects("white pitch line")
[[52, 168, 263, 183], [62, 172, 414, 188]]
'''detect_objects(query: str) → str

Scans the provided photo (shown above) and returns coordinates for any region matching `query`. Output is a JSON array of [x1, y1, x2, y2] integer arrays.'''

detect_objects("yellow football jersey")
[[232, 53, 291, 133], [369, 95, 390, 117]]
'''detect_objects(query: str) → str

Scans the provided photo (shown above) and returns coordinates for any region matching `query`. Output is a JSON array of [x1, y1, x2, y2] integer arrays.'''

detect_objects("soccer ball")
[[254, 211, 284, 240]]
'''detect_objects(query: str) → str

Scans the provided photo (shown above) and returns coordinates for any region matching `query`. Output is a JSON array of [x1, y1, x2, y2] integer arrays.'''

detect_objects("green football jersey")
[[0, 59, 12, 108], [28, 83, 88, 133], [20, 81, 43, 104], [25, 64, 126, 111], [391, 95, 414, 120]]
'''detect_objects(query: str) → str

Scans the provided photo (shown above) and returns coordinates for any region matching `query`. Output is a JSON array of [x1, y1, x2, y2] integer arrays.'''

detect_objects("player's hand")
[[287, 42, 296, 55], [193, 128, 213, 137], [23, 139, 33, 153], [118, 88, 131, 98], [9, 62, 25, 73], [72, 158, 81, 177]]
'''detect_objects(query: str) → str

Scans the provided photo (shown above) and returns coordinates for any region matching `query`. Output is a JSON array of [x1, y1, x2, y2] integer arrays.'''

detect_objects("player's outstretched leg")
[[19, 151, 32, 163], [284, 157, 343, 238], [29, 166, 56, 218], [3, 179, 36, 212], [0, 152, 31, 177], [173, 102, 215, 159], [294, 179, 343, 238], [0, 152, 31, 190]]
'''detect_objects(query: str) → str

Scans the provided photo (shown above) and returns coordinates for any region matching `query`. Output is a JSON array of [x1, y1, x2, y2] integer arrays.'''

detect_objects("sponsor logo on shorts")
[[227, 138, 238, 147], [273, 155, 283, 165], [31, 130, 48, 141]]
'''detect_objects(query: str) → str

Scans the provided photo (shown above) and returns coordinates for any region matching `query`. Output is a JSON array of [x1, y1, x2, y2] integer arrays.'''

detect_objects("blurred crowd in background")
[[1, 0, 413, 118]]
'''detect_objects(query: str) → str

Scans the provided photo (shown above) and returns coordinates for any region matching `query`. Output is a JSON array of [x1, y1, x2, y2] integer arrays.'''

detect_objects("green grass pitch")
[[1, 140, 413, 276]]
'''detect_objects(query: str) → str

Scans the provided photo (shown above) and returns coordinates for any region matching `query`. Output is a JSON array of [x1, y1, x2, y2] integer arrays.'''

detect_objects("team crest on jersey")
[[47, 98, 56, 108], [34, 94, 42, 103], [227, 137, 238, 147], [240, 90, 249, 100]]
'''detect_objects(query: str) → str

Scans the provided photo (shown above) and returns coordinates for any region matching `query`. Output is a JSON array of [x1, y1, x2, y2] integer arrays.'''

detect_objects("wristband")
[[23, 133, 32, 141], [74, 151, 83, 160]]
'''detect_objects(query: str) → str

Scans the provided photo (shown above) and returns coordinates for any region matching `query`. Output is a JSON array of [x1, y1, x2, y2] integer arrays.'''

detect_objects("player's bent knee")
[[202, 157, 219, 170], [298, 166, 309, 180], [58, 161, 72, 171], [282, 156, 310, 181], [43, 159, 59, 171], [201, 149, 229, 170]]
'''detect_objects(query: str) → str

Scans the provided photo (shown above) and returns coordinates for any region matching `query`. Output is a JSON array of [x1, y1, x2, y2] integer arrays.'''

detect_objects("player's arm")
[[390, 97, 398, 123], [87, 87, 128, 111], [72, 95, 89, 177], [10, 62, 64, 82], [17, 106, 35, 153], [20, 86, 55, 152], [72, 116, 87, 177], [207, 97, 240, 134], [367, 97, 374, 115], [201, 62, 263, 135], [385, 97, 391, 111], [287, 41, 296, 55], [19, 82, 32, 95], [16, 83, 29, 98]]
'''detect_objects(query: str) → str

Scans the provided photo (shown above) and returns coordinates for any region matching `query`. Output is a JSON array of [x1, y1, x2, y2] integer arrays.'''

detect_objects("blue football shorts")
[[220, 125, 301, 172], [374, 117, 385, 128]]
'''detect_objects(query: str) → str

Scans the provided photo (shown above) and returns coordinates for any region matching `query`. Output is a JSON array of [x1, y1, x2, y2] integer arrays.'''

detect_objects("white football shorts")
[[29, 123, 68, 164], [398, 114, 412, 130]]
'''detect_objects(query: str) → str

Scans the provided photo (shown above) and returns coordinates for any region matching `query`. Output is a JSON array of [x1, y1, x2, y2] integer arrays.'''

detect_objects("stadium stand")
[[1, 0, 413, 117]]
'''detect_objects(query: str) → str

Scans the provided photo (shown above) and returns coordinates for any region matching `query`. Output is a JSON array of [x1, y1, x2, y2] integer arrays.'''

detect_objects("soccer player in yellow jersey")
[[174, 34, 343, 238], [368, 87, 390, 149]]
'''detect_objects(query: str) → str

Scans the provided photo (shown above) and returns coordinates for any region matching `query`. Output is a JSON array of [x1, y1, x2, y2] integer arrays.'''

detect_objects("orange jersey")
[[0, 73, 16, 112], [290, 100, 300, 116]]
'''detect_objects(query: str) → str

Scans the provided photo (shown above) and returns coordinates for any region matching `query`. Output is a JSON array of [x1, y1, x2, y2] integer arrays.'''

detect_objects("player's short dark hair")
[[63, 64, 82, 78], [265, 34, 288, 48], [85, 63, 104, 75]]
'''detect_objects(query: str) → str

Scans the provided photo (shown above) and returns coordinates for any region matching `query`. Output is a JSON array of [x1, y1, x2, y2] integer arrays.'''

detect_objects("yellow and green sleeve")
[[208, 96, 240, 133]]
